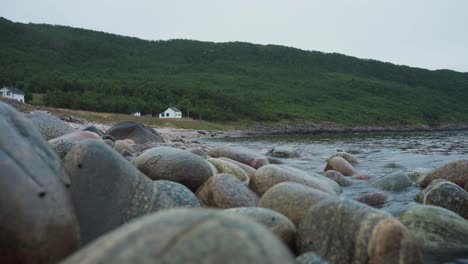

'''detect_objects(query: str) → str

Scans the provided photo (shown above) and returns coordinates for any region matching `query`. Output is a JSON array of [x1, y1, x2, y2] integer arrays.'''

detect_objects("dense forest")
[[1, 17, 467, 125]]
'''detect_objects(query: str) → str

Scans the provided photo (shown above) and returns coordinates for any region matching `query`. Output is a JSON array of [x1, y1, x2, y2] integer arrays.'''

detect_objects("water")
[[206, 130, 468, 263]]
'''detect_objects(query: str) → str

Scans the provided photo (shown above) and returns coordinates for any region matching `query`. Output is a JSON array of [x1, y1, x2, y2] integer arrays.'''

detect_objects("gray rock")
[[383, 162, 405, 169], [106, 121, 164, 144], [27, 110, 75, 140], [0, 103, 79, 263], [296, 252, 327, 264], [267, 147, 301, 158], [323, 170, 354, 186], [208, 158, 249, 185], [368, 171, 412, 192], [219, 157, 257, 178], [209, 146, 270, 169], [187, 147, 209, 158], [48, 130, 102, 159], [326, 152, 359, 164], [153, 180, 200, 210]]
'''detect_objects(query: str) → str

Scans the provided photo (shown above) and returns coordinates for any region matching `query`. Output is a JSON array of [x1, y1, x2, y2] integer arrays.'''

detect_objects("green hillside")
[[1, 17, 467, 125]]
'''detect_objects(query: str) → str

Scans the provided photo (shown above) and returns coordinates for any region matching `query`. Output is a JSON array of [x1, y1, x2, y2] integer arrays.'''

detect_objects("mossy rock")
[[368, 171, 412, 192], [208, 158, 250, 185]]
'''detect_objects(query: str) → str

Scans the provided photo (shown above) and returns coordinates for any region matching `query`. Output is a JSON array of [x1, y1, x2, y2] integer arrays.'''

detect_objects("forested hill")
[[1, 17, 467, 125]]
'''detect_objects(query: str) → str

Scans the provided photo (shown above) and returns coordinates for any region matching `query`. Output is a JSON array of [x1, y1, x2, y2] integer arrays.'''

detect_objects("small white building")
[[159, 107, 182, 118], [1, 87, 25, 103], [132, 112, 141, 117]]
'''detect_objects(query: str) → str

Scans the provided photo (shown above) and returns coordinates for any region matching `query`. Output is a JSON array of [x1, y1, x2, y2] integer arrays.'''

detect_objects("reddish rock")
[[419, 159, 468, 188], [356, 192, 388, 206], [324, 156, 357, 176]]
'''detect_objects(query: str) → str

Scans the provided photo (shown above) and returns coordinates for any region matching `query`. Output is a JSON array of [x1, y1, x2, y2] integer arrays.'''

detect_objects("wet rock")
[[153, 180, 200, 210], [408, 169, 429, 183], [48, 130, 102, 159], [268, 157, 284, 164], [62, 208, 295, 264], [297, 198, 423, 264], [208, 158, 250, 185], [353, 173, 377, 181], [27, 110, 75, 140], [132, 146, 212, 191], [324, 156, 357, 176], [196, 174, 258, 208], [383, 162, 405, 169], [64, 141, 200, 245], [187, 147, 209, 158], [209, 146, 269, 169], [113, 140, 136, 155], [267, 147, 301, 158], [83, 125, 104, 136], [106, 121, 164, 144], [419, 159, 468, 188], [323, 170, 354, 186], [415, 179, 468, 218], [0, 103, 79, 263], [296, 252, 327, 264], [399, 205, 468, 255], [368, 171, 412, 192], [356, 192, 388, 207], [224, 207, 296, 249], [251, 164, 341, 196], [219, 157, 257, 178], [326, 152, 359, 164], [258, 182, 330, 225]]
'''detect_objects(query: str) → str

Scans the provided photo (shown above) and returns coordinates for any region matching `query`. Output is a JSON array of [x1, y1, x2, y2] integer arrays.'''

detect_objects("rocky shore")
[[1, 101, 468, 264]]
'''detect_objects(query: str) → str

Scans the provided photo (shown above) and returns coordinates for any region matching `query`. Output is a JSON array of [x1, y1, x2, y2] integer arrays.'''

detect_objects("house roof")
[[169, 107, 182, 113], [2, 87, 25, 95]]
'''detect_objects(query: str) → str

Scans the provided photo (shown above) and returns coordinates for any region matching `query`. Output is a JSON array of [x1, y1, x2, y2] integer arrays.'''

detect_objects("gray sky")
[[2, 0, 468, 72]]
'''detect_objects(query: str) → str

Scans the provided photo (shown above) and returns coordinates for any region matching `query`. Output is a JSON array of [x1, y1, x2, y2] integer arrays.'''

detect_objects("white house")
[[159, 107, 182, 118], [1, 87, 25, 103]]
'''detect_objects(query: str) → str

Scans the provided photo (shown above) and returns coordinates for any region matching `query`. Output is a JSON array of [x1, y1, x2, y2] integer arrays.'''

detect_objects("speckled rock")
[[106, 121, 164, 144], [324, 156, 357, 176], [132, 146, 213, 191], [368, 171, 412, 192], [267, 147, 301, 158], [219, 157, 257, 178], [64, 141, 200, 245], [258, 182, 330, 225], [296, 252, 327, 264], [153, 180, 200, 210], [419, 159, 468, 188], [113, 140, 136, 154], [323, 170, 354, 186], [196, 174, 258, 208], [208, 158, 250, 185], [0, 103, 80, 263], [251, 165, 341, 196], [398, 205, 468, 255], [297, 198, 423, 264], [415, 179, 468, 219], [326, 152, 359, 164], [62, 208, 296, 264], [356, 192, 388, 207], [48, 130, 102, 159], [209, 146, 269, 169], [27, 110, 75, 140], [224, 207, 296, 249]]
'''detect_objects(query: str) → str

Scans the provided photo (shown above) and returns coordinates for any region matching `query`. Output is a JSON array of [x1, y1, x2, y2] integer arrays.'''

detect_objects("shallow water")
[[206, 130, 468, 263]]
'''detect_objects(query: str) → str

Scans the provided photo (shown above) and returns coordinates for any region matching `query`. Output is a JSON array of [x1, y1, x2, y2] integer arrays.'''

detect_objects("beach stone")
[[297, 198, 423, 264], [113, 140, 136, 154], [208, 158, 250, 185], [419, 159, 468, 188], [124, 139, 135, 144], [0, 103, 79, 263], [209, 146, 269, 169], [296, 252, 327, 264], [327, 152, 359, 164], [27, 110, 75, 140], [258, 182, 330, 225], [132, 146, 212, 191], [83, 125, 104, 136], [268, 157, 284, 164], [356, 192, 388, 207], [414, 179, 468, 219], [62, 208, 295, 264], [251, 164, 341, 196], [465, 182, 468, 192], [188, 147, 209, 158], [267, 147, 301, 158], [398, 205, 468, 255], [196, 174, 258, 208], [353, 173, 378, 181], [153, 180, 200, 210], [383, 162, 405, 169], [106, 121, 164, 144], [64, 141, 200, 245], [324, 156, 357, 176], [224, 207, 296, 249], [219, 157, 257, 178], [323, 170, 353, 186], [368, 171, 412, 192], [103, 139, 113, 147], [48, 130, 102, 159]]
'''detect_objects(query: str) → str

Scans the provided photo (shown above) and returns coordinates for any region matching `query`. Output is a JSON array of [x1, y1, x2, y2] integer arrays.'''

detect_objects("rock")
[[48, 130, 102, 158], [324, 156, 357, 176], [132, 146, 212, 191], [296, 252, 327, 264], [103, 139, 113, 147], [268, 157, 284, 164], [327, 152, 359, 164], [251, 164, 341, 196], [356, 192, 388, 207], [62, 208, 296, 264], [188, 147, 209, 158], [297, 198, 423, 264], [83, 125, 104, 136], [258, 182, 330, 225], [352, 173, 378, 181], [0, 103, 80, 263], [106, 121, 164, 144], [64, 141, 200, 245], [209, 146, 269, 169], [398, 205, 468, 255], [113, 140, 136, 155], [323, 170, 354, 186], [414, 179, 468, 218], [27, 110, 75, 140], [465, 182, 468, 192], [368, 171, 412, 192], [196, 174, 258, 208], [408, 169, 429, 183], [208, 158, 250, 185], [419, 159, 468, 188], [267, 147, 301, 158], [219, 157, 257, 178], [153, 180, 201, 210], [224, 207, 296, 249], [383, 162, 405, 169]]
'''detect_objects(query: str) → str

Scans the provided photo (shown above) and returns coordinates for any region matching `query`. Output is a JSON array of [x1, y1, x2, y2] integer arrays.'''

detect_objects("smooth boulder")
[[48, 130, 102, 158], [267, 147, 301, 158], [0, 103, 80, 263], [419, 159, 468, 188], [209, 146, 269, 169], [27, 110, 75, 140], [208, 158, 250, 185], [368, 171, 412, 192], [219, 157, 257, 178], [106, 121, 164, 144], [324, 156, 357, 176], [296, 252, 327, 264], [323, 170, 353, 186], [62, 208, 296, 264], [356, 192, 388, 207], [326, 152, 359, 164]]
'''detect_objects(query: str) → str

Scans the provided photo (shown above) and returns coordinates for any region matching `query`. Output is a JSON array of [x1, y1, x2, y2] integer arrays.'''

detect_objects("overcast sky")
[[2, 0, 468, 72]]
